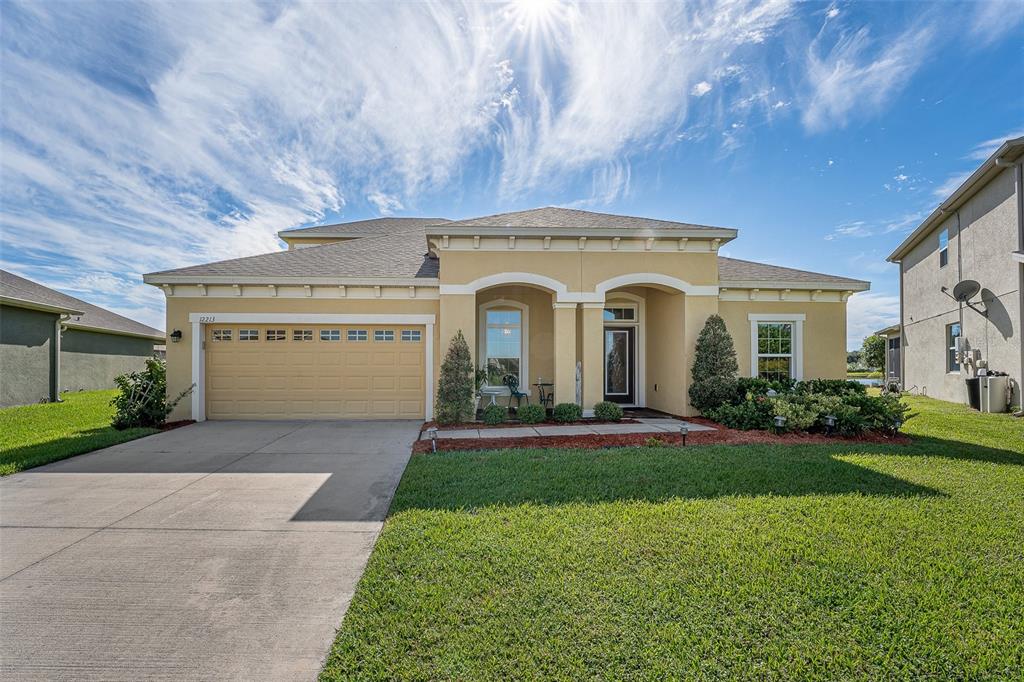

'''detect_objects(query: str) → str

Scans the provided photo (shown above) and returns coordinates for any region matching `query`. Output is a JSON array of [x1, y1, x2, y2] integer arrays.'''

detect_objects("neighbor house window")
[[211, 329, 232, 342], [946, 322, 961, 372], [293, 329, 313, 341], [265, 329, 286, 341], [401, 330, 421, 342], [484, 309, 522, 383], [347, 329, 367, 341], [755, 322, 794, 381], [939, 228, 949, 268], [374, 330, 395, 342], [320, 329, 341, 341], [239, 329, 259, 341]]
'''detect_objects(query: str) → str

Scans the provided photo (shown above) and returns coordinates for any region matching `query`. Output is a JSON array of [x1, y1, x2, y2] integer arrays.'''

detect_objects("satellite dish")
[[952, 279, 981, 303]]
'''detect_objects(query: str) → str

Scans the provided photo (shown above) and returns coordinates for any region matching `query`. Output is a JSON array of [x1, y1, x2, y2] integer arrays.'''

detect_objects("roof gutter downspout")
[[53, 314, 70, 402], [1009, 158, 1024, 411]]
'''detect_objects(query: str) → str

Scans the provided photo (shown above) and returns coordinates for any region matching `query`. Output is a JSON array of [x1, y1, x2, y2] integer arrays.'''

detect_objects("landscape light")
[[823, 414, 836, 435], [773, 415, 786, 433], [679, 424, 688, 446], [427, 427, 438, 452]]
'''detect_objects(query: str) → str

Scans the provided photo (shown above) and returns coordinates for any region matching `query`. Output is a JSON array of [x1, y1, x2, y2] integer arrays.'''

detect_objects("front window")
[[946, 323, 961, 372], [756, 322, 794, 381], [484, 309, 522, 384], [939, 228, 949, 268]]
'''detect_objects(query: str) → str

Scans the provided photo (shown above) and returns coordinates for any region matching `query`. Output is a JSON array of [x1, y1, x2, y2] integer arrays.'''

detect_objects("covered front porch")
[[439, 275, 717, 417]]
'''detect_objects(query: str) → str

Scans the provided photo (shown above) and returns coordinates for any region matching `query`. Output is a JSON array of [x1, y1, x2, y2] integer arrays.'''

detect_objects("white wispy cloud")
[[801, 20, 935, 132], [845, 291, 900, 350], [968, 0, 1024, 47]]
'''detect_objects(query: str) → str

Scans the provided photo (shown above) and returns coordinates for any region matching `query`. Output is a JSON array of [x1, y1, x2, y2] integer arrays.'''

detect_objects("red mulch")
[[412, 420, 911, 454], [421, 418, 639, 432], [160, 420, 195, 431]]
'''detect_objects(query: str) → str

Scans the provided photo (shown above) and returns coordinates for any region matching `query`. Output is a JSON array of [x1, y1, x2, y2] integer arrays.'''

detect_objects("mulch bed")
[[421, 418, 639, 432], [160, 420, 195, 431], [412, 418, 911, 454]]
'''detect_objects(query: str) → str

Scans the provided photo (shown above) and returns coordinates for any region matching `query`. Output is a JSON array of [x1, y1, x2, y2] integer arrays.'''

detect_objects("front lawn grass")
[[322, 395, 1024, 680], [0, 390, 157, 476]]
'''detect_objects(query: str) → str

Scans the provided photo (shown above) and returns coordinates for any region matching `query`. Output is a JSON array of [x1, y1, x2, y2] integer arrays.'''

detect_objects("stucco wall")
[[901, 165, 1021, 407], [163, 296, 441, 421], [60, 329, 156, 393], [0, 304, 56, 407], [645, 289, 687, 414], [718, 301, 848, 380]]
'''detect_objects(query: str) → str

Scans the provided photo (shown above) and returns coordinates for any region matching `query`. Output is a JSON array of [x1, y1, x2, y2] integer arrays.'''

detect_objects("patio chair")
[[502, 373, 529, 409], [535, 381, 555, 410]]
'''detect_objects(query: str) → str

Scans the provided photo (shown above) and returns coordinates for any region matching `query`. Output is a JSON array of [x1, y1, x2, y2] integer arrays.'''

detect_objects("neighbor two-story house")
[[885, 136, 1023, 410], [144, 207, 868, 421]]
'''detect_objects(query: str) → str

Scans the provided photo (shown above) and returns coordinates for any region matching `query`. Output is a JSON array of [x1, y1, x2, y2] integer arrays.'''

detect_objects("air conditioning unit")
[[979, 375, 1009, 413]]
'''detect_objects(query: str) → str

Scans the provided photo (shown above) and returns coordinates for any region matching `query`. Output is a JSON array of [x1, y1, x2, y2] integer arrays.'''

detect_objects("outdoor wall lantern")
[[823, 414, 837, 435], [427, 427, 438, 453], [679, 424, 688, 446], [170, 329, 183, 343]]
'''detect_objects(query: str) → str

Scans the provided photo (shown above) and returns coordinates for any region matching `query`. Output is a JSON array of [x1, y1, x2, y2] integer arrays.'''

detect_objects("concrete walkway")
[[423, 417, 715, 440], [0, 420, 420, 681]]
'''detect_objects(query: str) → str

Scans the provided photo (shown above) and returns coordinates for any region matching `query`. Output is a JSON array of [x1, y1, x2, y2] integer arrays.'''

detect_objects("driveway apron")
[[0, 420, 419, 681]]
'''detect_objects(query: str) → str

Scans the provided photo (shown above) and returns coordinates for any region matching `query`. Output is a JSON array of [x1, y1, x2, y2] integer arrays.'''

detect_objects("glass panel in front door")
[[605, 329, 629, 395]]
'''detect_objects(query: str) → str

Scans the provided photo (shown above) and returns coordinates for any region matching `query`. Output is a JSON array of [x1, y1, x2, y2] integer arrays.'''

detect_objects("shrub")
[[517, 403, 546, 424], [689, 314, 739, 412], [644, 436, 665, 447], [806, 394, 866, 436], [111, 358, 190, 429], [795, 378, 866, 396], [482, 403, 507, 425], [552, 402, 583, 423], [845, 393, 911, 431], [436, 330, 475, 425], [709, 397, 773, 430], [593, 401, 624, 421], [733, 376, 795, 401], [768, 395, 817, 432]]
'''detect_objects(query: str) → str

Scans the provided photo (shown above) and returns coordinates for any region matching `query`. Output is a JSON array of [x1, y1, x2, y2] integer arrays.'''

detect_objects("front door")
[[604, 327, 635, 404]]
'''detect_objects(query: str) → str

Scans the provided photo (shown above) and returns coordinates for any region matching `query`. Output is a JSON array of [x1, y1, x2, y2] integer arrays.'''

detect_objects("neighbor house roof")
[[888, 136, 1024, 262], [278, 217, 450, 240], [874, 324, 900, 337], [433, 206, 738, 239], [145, 225, 437, 284], [0, 270, 165, 340], [717, 257, 869, 290]]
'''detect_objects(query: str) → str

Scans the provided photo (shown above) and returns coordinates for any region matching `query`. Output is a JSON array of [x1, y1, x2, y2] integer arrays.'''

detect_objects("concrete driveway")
[[0, 420, 420, 681]]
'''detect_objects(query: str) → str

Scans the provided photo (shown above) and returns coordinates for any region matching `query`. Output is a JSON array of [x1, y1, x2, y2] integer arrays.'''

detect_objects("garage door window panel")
[[375, 330, 395, 342], [266, 329, 286, 341], [212, 329, 232, 342], [293, 329, 313, 341], [320, 329, 341, 341], [239, 329, 259, 341], [348, 330, 368, 341]]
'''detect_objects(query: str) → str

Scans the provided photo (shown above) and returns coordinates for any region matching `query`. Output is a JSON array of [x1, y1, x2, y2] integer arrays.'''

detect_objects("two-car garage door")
[[205, 324, 425, 419]]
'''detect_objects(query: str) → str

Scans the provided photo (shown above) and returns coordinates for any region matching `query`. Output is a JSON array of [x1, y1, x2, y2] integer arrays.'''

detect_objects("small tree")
[[436, 330, 475, 425], [688, 314, 738, 412], [861, 334, 886, 371]]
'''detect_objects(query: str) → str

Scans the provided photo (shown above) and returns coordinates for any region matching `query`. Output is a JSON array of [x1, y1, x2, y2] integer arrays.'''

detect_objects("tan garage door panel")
[[205, 325, 425, 419]]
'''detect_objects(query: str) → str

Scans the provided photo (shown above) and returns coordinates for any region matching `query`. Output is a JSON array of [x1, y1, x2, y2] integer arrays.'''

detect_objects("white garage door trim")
[[188, 313, 436, 422]]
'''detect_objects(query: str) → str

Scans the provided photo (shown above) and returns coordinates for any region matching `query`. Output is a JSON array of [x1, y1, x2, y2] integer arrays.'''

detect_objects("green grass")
[[846, 370, 883, 379], [322, 395, 1024, 681], [0, 390, 158, 476]]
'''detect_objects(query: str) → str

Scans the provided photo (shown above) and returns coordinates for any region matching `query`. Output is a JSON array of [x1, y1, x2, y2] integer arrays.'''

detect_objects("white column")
[[191, 321, 206, 421], [425, 322, 435, 420]]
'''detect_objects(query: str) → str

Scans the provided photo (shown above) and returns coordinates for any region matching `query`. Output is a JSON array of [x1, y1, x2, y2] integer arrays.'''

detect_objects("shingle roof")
[[718, 257, 869, 288], [440, 206, 731, 232], [1, 270, 165, 340], [279, 217, 449, 238], [146, 225, 437, 280]]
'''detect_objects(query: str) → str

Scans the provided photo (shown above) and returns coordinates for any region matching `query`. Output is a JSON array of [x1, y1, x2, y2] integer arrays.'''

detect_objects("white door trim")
[[603, 292, 646, 406], [188, 312, 437, 422]]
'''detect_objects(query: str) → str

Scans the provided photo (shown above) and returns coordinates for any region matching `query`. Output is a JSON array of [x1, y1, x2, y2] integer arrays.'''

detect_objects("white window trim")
[[603, 293, 646, 407], [189, 313, 435, 422], [748, 313, 804, 381], [478, 299, 529, 394], [945, 322, 961, 373]]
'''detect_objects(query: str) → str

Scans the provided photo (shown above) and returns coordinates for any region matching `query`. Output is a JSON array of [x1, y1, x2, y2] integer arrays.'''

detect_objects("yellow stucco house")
[[144, 207, 868, 421]]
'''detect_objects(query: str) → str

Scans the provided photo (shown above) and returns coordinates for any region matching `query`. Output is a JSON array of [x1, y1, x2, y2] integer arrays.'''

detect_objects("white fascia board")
[[0, 295, 84, 316], [144, 274, 440, 287], [721, 280, 870, 291], [427, 226, 738, 240], [64, 323, 165, 342], [188, 312, 436, 324]]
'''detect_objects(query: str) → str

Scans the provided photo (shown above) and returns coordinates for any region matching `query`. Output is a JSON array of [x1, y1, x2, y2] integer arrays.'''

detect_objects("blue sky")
[[1, 0, 1022, 348]]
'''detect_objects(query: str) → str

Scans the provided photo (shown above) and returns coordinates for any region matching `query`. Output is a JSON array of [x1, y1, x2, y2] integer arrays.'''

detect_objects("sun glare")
[[508, 0, 561, 34]]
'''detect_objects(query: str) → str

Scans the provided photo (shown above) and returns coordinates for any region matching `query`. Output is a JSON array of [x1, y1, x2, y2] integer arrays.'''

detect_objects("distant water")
[[852, 377, 882, 387]]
